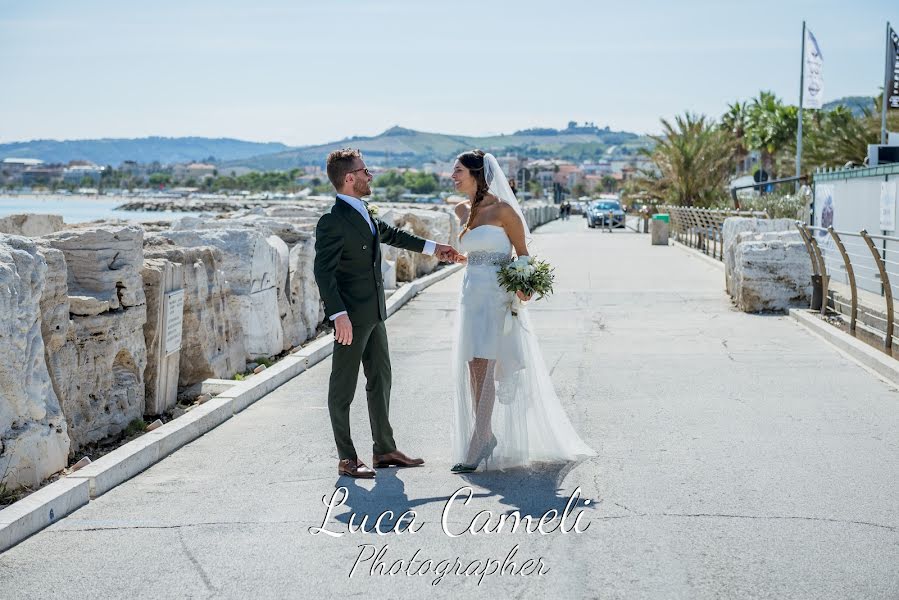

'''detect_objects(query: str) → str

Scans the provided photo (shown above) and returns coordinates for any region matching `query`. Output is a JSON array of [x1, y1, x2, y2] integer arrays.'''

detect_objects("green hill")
[[822, 95, 877, 117], [0, 137, 291, 166], [222, 124, 649, 170]]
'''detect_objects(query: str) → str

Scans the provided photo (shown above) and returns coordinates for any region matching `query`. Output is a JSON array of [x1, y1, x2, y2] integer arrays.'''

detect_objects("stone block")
[[0, 236, 71, 491]]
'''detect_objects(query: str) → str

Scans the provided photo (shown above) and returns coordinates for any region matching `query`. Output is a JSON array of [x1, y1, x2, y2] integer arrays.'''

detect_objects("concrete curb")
[[0, 478, 89, 553], [789, 308, 899, 388], [0, 262, 465, 553]]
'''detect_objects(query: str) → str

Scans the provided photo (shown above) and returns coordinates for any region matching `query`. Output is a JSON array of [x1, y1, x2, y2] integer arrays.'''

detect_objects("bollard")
[[810, 274, 823, 311], [651, 217, 669, 245]]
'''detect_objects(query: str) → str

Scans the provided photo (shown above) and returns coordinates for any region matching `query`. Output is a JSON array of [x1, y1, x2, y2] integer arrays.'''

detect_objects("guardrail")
[[795, 223, 899, 353], [661, 206, 769, 260]]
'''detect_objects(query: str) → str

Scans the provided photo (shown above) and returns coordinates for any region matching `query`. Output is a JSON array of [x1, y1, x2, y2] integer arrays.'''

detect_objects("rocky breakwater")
[[722, 217, 811, 312], [0, 213, 65, 237], [39, 224, 149, 452], [0, 199, 558, 493], [142, 238, 246, 394], [153, 228, 285, 359], [159, 207, 324, 355], [377, 207, 453, 287], [0, 236, 71, 490]]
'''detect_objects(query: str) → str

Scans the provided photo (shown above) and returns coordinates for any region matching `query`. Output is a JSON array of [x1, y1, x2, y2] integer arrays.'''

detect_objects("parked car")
[[586, 200, 626, 229]]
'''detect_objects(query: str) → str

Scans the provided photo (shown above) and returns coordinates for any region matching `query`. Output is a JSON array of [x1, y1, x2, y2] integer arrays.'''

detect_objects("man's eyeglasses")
[[349, 167, 371, 177]]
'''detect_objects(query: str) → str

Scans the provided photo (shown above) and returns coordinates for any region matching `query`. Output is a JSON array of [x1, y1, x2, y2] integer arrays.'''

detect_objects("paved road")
[[2, 219, 899, 599]]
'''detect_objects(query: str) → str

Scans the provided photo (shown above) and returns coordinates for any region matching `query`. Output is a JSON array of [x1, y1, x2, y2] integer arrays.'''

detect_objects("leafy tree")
[[148, 173, 170, 187], [629, 112, 734, 207], [796, 97, 899, 173], [386, 185, 405, 201], [744, 91, 797, 178], [601, 174, 617, 193], [720, 101, 750, 172], [571, 182, 588, 198], [373, 171, 405, 187], [403, 171, 438, 193]]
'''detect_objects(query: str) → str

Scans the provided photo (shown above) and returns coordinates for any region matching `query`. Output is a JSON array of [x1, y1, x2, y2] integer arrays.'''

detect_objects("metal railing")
[[625, 213, 652, 233], [795, 223, 899, 353], [662, 206, 769, 260]]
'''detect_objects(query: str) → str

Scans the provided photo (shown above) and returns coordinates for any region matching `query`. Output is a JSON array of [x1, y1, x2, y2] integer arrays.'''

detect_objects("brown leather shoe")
[[373, 450, 425, 468], [338, 458, 375, 478]]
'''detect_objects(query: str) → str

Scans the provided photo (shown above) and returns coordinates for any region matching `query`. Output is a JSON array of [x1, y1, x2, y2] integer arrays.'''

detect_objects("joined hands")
[[435, 244, 466, 264]]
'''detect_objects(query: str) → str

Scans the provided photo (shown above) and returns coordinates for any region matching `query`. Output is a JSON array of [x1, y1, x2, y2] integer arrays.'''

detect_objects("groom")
[[314, 148, 461, 478]]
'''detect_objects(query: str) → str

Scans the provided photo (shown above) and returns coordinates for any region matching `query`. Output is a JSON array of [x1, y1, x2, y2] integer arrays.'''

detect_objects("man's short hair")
[[326, 148, 362, 189]]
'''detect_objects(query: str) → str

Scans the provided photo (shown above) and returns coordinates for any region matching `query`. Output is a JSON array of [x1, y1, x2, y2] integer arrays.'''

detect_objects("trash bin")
[[651, 214, 669, 245]]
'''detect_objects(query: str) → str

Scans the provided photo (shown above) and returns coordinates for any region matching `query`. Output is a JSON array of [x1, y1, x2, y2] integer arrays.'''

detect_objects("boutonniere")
[[365, 202, 379, 219]]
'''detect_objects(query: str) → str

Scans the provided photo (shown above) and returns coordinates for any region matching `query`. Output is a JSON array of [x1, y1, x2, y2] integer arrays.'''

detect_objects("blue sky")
[[0, 0, 894, 145]]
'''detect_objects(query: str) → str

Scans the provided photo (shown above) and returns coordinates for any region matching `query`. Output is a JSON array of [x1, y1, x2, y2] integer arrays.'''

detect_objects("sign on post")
[[880, 181, 897, 231], [164, 289, 185, 356]]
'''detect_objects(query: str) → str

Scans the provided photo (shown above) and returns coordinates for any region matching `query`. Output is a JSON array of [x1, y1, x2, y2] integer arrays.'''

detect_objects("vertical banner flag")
[[803, 28, 824, 109], [889, 26, 899, 110]]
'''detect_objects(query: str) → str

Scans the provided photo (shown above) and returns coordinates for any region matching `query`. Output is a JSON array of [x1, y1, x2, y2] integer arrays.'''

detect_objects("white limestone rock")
[[65, 305, 149, 447], [33, 244, 78, 439], [381, 258, 397, 290], [157, 228, 284, 358], [732, 231, 812, 312], [285, 233, 324, 344], [37, 225, 149, 450], [378, 208, 452, 282], [269, 233, 301, 351], [41, 224, 146, 313], [0, 213, 65, 237], [171, 212, 316, 245], [722, 217, 797, 295], [0, 236, 71, 490], [143, 239, 247, 385]]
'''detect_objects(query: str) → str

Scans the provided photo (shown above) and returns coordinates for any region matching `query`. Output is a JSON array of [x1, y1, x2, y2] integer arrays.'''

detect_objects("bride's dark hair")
[[457, 149, 489, 236]]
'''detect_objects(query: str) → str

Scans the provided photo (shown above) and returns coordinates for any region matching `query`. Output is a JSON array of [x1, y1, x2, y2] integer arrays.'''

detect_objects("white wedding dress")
[[452, 223, 597, 469]]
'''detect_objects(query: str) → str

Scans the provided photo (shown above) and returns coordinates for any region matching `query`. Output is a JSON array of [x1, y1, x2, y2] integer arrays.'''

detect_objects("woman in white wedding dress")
[[449, 150, 596, 473]]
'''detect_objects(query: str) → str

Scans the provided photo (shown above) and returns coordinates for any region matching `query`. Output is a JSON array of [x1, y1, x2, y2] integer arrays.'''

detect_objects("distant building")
[[120, 160, 149, 178], [1, 158, 45, 185], [2, 157, 44, 171], [62, 163, 104, 185], [580, 160, 612, 175], [22, 165, 64, 186]]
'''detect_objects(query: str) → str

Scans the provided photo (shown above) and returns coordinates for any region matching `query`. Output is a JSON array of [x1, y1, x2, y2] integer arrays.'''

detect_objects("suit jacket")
[[313, 197, 427, 327]]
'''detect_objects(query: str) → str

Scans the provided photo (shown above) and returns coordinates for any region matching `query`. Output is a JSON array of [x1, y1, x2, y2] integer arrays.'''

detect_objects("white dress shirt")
[[330, 194, 437, 321]]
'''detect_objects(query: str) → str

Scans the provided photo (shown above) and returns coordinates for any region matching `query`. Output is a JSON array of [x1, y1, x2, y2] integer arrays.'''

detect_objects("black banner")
[[890, 27, 899, 110]]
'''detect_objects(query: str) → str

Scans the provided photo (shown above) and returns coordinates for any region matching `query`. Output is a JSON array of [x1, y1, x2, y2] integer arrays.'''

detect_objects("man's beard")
[[353, 181, 371, 198]]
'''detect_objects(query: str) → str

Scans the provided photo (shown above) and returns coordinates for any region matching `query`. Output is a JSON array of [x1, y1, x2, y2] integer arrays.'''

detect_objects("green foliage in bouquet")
[[497, 256, 555, 300]]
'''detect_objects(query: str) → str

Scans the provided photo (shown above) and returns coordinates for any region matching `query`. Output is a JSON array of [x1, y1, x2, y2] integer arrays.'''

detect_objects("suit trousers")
[[328, 319, 395, 460]]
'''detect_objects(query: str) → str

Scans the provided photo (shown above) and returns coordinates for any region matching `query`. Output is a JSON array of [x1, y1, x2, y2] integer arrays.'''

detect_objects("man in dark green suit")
[[314, 148, 461, 478]]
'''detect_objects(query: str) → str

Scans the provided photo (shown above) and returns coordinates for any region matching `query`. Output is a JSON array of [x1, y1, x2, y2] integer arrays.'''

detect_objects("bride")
[[449, 150, 596, 473]]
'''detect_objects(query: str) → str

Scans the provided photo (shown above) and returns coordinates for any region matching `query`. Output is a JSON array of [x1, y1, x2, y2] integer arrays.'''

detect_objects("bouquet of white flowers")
[[496, 256, 555, 316]]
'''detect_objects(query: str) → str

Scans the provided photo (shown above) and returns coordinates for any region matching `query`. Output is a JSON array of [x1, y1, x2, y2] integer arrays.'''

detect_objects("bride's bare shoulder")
[[453, 200, 471, 219], [494, 201, 518, 218]]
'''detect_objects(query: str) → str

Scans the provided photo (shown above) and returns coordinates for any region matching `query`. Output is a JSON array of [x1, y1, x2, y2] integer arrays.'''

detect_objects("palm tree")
[[744, 91, 798, 178], [720, 101, 750, 173], [628, 112, 734, 207], [799, 96, 899, 171]]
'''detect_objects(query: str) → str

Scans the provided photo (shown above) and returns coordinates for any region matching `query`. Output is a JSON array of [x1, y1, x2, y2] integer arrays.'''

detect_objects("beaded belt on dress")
[[466, 251, 512, 266]]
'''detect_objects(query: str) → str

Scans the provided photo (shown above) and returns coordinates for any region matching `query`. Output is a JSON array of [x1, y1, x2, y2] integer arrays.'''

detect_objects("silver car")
[[587, 200, 626, 228]]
